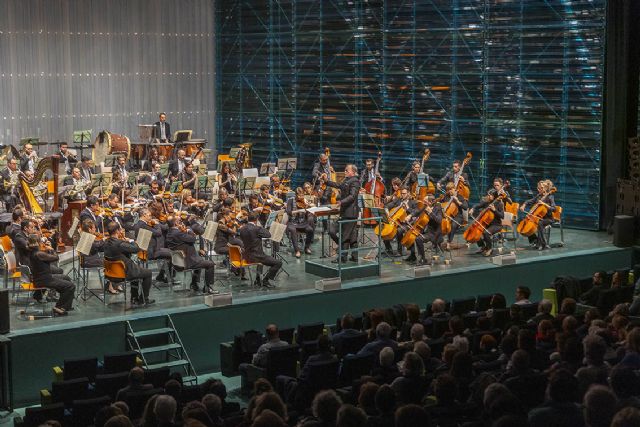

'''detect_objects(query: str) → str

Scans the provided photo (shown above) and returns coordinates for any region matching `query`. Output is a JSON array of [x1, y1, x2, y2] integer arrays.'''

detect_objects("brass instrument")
[[67, 178, 91, 198]]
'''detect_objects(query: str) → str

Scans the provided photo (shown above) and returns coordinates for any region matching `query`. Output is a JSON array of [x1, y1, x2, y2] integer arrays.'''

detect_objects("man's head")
[[432, 298, 446, 314], [412, 161, 420, 173], [81, 219, 97, 234], [24, 144, 33, 155], [117, 156, 126, 167], [452, 160, 461, 173], [21, 219, 35, 234], [107, 221, 121, 236], [24, 171, 34, 180], [365, 159, 374, 169], [150, 181, 160, 193], [341, 313, 355, 330], [400, 188, 410, 200], [139, 208, 152, 223], [107, 193, 119, 207], [71, 167, 81, 180], [265, 324, 279, 340], [319, 154, 328, 164], [128, 367, 145, 385], [159, 113, 166, 123], [82, 156, 92, 167], [538, 299, 553, 314], [248, 211, 260, 224], [515, 286, 530, 302], [7, 158, 17, 171], [177, 149, 185, 160], [375, 322, 392, 340], [344, 164, 358, 177], [154, 394, 177, 423], [379, 346, 395, 368], [493, 177, 504, 190], [60, 142, 68, 153]]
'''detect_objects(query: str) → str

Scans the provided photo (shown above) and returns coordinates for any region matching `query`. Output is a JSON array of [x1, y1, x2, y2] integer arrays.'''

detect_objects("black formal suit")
[[144, 171, 165, 188], [166, 226, 215, 289], [11, 229, 31, 267], [239, 221, 282, 281], [29, 249, 75, 310], [81, 239, 105, 268], [103, 237, 151, 301], [214, 221, 243, 255], [80, 208, 103, 232], [410, 204, 443, 262], [133, 219, 171, 281], [20, 154, 35, 172], [5, 222, 21, 241], [59, 150, 77, 174], [325, 175, 360, 260], [470, 198, 504, 250], [437, 170, 469, 189], [285, 198, 314, 253], [80, 165, 94, 182], [168, 158, 186, 179], [152, 121, 171, 141], [0, 167, 18, 210]]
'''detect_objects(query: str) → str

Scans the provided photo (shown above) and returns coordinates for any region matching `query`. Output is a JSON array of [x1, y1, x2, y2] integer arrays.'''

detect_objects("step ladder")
[[126, 315, 197, 385]]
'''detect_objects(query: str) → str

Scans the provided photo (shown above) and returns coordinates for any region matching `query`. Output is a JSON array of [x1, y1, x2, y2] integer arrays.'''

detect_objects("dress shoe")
[[144, 299, 156, 305], [254, 277, 262, 287], [404, 254, 416, 262], [305, 248, 312, 255], [262, 279, 275, 289], [331, 257, 348, 264], [416, 258, 430, 266]]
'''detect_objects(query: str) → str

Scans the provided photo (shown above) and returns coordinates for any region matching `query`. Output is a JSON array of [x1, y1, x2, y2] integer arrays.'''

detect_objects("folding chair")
[[103, 259, 138, 307], [137, 250, 168, 290], [17, 264, 54, 320], [170, 249, 197, 292], [78, 254, 105, 303], [228, 244, 261, 285], [544, 206, 564, 247]]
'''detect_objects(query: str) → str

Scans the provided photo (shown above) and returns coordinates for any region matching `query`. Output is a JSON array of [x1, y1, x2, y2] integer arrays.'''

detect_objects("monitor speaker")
[[613, 215, 635, 247]]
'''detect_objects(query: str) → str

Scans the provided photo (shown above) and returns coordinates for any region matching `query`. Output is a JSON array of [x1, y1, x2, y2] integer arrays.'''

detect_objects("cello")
[[413, 149, 435, 198], [463, 181, 510, 243], [400, 201, 434, 248], [516, 186, 557, 237], [374, 204, 408, 241], [440, 152, 472, 235], [363, 152, 385, 225]]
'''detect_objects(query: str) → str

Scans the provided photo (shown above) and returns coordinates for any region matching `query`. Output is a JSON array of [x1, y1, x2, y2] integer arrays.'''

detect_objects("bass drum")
[[92, 131, 131, 165]]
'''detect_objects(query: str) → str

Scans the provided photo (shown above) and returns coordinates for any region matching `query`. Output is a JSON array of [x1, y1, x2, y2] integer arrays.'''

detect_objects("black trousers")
[[411, 229, 443, 260], [383, 228, 404, 253], [191, 258, 216, 287], [447, 212, 464, 243], [527, 218, 553, 246], [250, 254, 282, 281], [37, 275, 75, 310], [151, 248, 172, 280], [477, 223, 503, 250], [128, 268, 152, 300], [287, 222, 314, 252], [329, 219, 358, 259]]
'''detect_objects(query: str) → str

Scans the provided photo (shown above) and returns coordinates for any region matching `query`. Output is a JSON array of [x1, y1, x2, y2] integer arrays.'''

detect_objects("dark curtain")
[[601, 0, 640, 229]]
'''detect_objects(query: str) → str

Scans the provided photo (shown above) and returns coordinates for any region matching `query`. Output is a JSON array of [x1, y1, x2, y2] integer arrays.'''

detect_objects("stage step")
[[125, 315, 198, 385], [145, 359, 190, 371], [127, 327, 174, 338], [139, 343, 183, 354]]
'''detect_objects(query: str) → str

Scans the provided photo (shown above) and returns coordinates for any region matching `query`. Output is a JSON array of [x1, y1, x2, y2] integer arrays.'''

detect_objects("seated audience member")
[[395, 404, 430, 427], [201, 393, 223, 426], [580, 271, 608, 306], [336, 404, 367, 427], [311, 390, 342, 427], [372, 346, 400, 384], [331, 313, 362, 349], [583, 385, 617, 427], [391, 352, 428, 405], [527, 299, 554, 326], [619, 327, 640, 369], [299, 335, 338, 382], [367, 384, 396, 427], [115, 367, 153, 402], [528, 369, 583, 427], [413, 341, 444, 374], [514, 286, 532, 305], [252, 324, 290, 367], [535, 319, 557, 355], [399, 323, 426, 351], [357, 381, 379, 416], [423, 298, 450, 324], [357, 322, 398, 358], [398, 303, 421, 342], [154, 394, 177, 427]]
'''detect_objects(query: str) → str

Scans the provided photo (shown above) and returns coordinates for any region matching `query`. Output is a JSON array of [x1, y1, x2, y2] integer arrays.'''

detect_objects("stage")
[[2, 228, 636, 407]]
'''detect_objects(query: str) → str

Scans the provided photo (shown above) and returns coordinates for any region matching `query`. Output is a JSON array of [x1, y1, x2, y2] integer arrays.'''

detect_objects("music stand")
[[174, 130, 192, 143], [127, 172, 139, 187], [260, 163, 276, 175], [417, 173, 429, 187], [170, 181, 182, 194], [73, 130, 92, 161], [237, 176, 256, 200]]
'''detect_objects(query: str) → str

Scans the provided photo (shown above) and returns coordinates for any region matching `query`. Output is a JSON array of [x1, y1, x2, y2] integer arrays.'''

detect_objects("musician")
[[79, 219, 121, 294], [492, 178, 512, 204], [218, 162, 237, 194], [80, 156, 94, 182], [146, 180, 162, 201], [11, 218, 35, 267], [20, 143, 38, 173], [469, 190, 504, 257], [520, 179, 556, 250], [80, 196, 104, 232], [239, 211, 282, 288], [404, 162, 421, 192], [384, 178, 402, 205], [144, 162, 166, 188], [312, 153, 332, 194], [134, 208, 172, 283], [179, 161, 197, 192], [166, 216, 217, 293], [360, 158, 383, 188], [436, 159, 468, 191], [104, 193, 135, 231], [111, 169, 126, 198], [0, 157, 20, 210], [168, 149, 187, 180], [63, 167, 89, 201], [27, 235, 75, 316], [271, 175, 286, 200], [405, 195, 443, 266], [212, 187, 230, 213], [441, 182, 468, 248], [23, 170, 47, 208], [6, 208, 25, 240], [115, 155, 129, 183], [322, 164, 360, 263], [383, 186, 413, 257], [143, 147, 162, 172], [58, 142, 77, 175], [286, 187, 315, 258], [257, 185, 271, 206], [152, 112, 171, 142], [103, 221, 154, 306]]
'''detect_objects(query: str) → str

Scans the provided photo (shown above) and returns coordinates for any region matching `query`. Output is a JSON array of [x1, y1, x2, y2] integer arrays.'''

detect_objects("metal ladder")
[[126, 315, 197, 385]]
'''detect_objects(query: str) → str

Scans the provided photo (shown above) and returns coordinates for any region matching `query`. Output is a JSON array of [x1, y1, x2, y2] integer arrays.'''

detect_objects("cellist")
[[437, 159, 469, 192], [519, 179, 556, 250], [404, 194, 443, 266], [441, 182, 468, 249], [382, 186, 413, 257], [468, 189, 505, 257]]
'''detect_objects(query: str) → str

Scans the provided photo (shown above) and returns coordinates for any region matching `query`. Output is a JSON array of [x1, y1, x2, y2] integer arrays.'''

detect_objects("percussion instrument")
[[130, 141, 149, 162], [153, 142, 174, 160], [184, 139, 207, 160], [93, 131, 131, 164]]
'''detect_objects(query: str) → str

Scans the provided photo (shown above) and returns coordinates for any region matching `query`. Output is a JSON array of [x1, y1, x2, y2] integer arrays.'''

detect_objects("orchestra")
[[0, 138, 566, 316]]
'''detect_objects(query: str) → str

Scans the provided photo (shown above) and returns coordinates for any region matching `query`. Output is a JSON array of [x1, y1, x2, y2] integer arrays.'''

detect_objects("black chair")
[[618, 286, 634, 304], [450, 297, 476, 316], [23, 403, 65, 427], [476, 294, 493, 312], [144, 366, 171, 388], [428, 317, 450, 339], [519, 303, 538, 321], [340, 353, 374, 385], [335, 332, 368, 358], [306, 359, 340, 390], [123, 387, 163, 420], [279, 327, 295, 345], [596, 289, 619, 313], [427, 338, 446, 359], [297, 322, 325, 343], [51, 377, 90, 408], [462, 313, 480, 330], [265, 345, 299, 385], [95, 371, 130, 400], [103, 351, 137, 374], [491, 309, 510, 330], [300, 340, 320, 364], [63, 357, 98, 382], [71, 395, 112, 427]]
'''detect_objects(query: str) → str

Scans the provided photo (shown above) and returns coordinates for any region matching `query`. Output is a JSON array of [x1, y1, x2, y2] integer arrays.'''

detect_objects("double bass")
[[441, 152, 472, 235], [463, 181, 510, 243], [321, 148, 337, 204], [363, 152, 385, 225], [517, 186, 557, 237], [412, 149, 435, 198]]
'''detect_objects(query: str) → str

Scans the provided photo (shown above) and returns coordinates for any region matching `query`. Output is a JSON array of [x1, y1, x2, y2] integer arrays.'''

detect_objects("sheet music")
[[68, 216, 80, 239], [77, 231, 96, 256], [242, 168, 259, 178], [203, 221, 219, 242], [135, 228, 153, 252], [361, 193, 375, 208], [269, 221, 287, 243], [306, 206, 333, 215], [254, 176, 271, 189]]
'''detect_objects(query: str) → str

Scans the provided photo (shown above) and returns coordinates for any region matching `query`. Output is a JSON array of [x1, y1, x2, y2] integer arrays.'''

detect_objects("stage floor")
[[4, 228, 619, 334]]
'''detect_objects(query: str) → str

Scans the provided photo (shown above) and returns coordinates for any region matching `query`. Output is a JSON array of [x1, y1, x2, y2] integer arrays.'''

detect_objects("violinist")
[[146, 180, 162, 201], [437, 159, 468, 192], [383, 187, 414, 257], [144, 161, 166, 188], [218, 161, 237, 193], [271, 175, 286, 200], [166, 216, 217, 294], [103, 221, 154, 306], [179, 161, 197, 193], [133, 208, 172, 283], [468, 189, 504, 257], [257, 184, 271, 206], [80, 196, 104, 232], [27, 235, 75, 316], [519, 179, 556, 250], [212, 187, 231, 214], [405, 195, 443, 266], [214, 208, 244, 256], [360, 158, 383, 188], [441, 182, 468, 249], [286, 187, 316, 258], [143, 147, 161, 171], [104, 193, 135, 231]]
